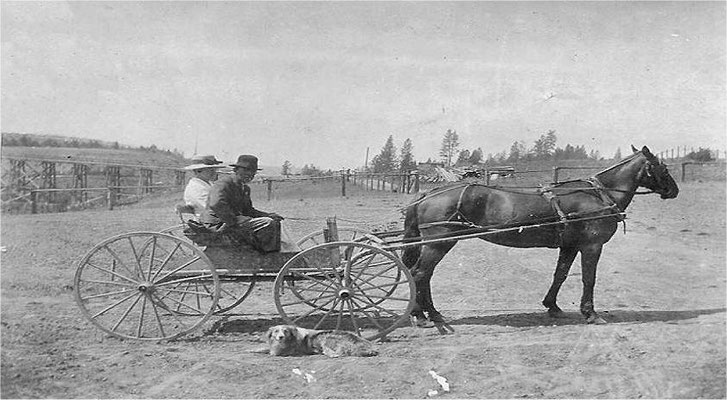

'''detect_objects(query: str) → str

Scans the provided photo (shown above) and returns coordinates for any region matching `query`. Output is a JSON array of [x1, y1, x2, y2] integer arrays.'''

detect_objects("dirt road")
[[1, 182, 724, 398]]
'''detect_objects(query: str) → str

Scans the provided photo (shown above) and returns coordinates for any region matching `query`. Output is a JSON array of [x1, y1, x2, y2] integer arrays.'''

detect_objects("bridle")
[[593, 152, 671, 196]]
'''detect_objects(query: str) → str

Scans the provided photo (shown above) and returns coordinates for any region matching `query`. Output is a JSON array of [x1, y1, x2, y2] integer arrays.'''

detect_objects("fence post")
[[107, 188, 115, 210], [341, 170, 347, 197], [552, 166, 560, 183], [31, 190, 37, 214], [413, 172, 420, 193], [681, 162, 688, 183], [266, 179, 273, 201]]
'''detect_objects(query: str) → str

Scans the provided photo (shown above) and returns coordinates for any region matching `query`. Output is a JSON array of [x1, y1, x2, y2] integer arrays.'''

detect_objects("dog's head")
[[266, 325, 299, 356]]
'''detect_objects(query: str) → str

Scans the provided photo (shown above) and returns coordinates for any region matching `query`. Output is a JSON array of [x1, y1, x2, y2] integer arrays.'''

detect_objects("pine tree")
[[507, 141, 527, 162], [439, 129, 460, 167], [399, 138, 416, 172], [372, 135, 398, 173], [532, 130, 557, 159]]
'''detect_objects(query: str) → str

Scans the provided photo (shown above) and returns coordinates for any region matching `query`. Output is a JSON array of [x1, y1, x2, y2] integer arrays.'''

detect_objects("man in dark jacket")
[[201, 155, 284, 252]]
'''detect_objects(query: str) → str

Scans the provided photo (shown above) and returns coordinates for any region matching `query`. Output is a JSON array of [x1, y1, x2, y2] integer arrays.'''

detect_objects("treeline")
[[1, 132, 185, 157], [363, 128, 605, 174]]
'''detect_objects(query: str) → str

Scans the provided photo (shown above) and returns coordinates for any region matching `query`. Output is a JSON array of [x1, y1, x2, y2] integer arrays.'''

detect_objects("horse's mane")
[[593, 150, 645, 177]]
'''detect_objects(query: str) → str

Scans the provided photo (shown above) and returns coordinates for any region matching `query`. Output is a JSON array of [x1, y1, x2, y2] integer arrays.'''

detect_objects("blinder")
[[638, 157, 678, 199]]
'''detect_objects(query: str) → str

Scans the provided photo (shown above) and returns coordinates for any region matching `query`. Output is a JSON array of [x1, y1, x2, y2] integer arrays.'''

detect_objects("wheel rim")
[[274, 241, 414, 341], [74, 232, 219, 341]]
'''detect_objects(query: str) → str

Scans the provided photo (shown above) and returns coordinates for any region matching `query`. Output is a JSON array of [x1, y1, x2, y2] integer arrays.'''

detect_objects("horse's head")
[[633, 146, 679, 199]]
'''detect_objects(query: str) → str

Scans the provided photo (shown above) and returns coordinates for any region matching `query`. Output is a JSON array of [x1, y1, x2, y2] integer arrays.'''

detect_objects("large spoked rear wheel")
[[273, 241, 415, 341], [74, 232, 220, 341]]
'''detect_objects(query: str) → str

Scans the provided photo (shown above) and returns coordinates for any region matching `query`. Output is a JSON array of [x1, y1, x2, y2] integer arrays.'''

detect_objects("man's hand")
[[269, 213, 284, 221], [217, 222, 231, 233]]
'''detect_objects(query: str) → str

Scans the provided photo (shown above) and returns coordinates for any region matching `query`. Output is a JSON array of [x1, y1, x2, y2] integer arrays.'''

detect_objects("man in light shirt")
[[183, 155, 226, 216]]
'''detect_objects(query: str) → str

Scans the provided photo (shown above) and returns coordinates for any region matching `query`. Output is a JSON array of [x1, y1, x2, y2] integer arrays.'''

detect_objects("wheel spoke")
[[78, 278, 136, 288], [154, 273, 213, 287], [81, 287, 137, 301], [110, 293, 143, 333], [349, 297, 386, 330], [280, 292, 337, 307], [137, 295, 148, 337], [346, 298, 362, 335], [126, 236, 148, 281], [93, 251, 141, 284], [292, 296, 338, 324], [312, 299, 341, 330], [89, 291, 139, 319]]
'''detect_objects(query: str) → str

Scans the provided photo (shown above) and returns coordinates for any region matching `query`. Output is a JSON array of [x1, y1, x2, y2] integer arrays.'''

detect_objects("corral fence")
[[2, 157, 723, 214], [1, 157, 186, 214], [250, 170, 419, 202]]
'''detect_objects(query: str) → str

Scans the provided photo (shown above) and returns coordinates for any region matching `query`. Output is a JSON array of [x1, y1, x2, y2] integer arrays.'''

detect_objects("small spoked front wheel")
[[273, 241, 415, 341], [74, 232, 219, 341]]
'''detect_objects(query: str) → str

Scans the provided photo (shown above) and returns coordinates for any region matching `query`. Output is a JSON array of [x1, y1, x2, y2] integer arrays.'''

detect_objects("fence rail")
[[2, 156, 723, 214]]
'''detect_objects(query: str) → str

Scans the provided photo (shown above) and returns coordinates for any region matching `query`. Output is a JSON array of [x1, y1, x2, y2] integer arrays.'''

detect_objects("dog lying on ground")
[[265, 325, 378, 357]]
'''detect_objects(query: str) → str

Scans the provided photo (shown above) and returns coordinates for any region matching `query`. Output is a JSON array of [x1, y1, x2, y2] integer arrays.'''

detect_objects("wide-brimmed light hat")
[[184, 155, 225, 170], [230, 155, 262, 170]]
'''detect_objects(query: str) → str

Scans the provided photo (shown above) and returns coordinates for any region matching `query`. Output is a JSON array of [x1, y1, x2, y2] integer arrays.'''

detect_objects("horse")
[[401, 145, 679, 328]]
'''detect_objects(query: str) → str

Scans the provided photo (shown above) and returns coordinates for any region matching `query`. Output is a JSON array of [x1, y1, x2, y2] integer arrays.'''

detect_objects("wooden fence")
[[3, 157, 723, 214], [1, 157, 186, 214]]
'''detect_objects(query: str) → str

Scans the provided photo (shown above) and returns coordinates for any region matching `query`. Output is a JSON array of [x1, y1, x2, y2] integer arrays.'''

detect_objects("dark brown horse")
[[402, 146, 679, 328]]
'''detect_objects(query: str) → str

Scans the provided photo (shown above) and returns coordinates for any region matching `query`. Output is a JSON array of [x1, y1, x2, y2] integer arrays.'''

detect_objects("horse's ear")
[[631, 145, 639, 153], [642, 146, 652, 157]]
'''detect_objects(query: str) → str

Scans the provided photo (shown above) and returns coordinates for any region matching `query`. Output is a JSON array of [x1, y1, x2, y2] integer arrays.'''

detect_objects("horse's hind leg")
[[580, 244, 607, 324], [542, 246, 578, 318]]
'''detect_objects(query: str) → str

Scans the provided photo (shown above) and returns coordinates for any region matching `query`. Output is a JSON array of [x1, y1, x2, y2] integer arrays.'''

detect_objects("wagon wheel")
[[74, 232, 220, 341], [160, 223, 188, 240], [158, 225, 256, 315], [292, 228, 401, 312], [273, 241, 415, 341]]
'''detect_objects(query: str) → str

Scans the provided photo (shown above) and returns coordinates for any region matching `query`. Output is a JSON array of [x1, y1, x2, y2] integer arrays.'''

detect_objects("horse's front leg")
[[542, 246, 578, 318], [408, 242, 455, 328], [580, 244, 607, 324]]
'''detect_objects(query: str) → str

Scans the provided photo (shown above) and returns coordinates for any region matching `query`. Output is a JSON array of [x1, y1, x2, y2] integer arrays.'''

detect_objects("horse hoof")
[[586, 315, 607, 324], [548, 309, 567, 319], [411, 316, 435, 328]]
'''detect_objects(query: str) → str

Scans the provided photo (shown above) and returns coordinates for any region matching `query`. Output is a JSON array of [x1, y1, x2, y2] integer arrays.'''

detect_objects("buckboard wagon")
[[73, 206, 418, 342]]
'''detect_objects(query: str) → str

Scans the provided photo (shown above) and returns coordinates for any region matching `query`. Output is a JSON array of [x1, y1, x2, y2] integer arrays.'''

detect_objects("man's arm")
[[207, 182, 238, 226]]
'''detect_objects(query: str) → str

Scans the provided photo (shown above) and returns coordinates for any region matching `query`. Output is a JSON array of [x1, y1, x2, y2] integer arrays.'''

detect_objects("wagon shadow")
[[193, 314, 404, 339], [449, 307, 726, 328]]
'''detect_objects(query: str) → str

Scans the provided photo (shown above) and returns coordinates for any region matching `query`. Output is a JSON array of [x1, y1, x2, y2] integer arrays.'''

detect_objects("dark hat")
[[230, 154, 262, 170], [184, 154, 225, 170]]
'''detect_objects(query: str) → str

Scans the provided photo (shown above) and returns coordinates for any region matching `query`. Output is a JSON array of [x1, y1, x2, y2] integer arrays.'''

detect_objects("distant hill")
[[1, 146, 189, 169]]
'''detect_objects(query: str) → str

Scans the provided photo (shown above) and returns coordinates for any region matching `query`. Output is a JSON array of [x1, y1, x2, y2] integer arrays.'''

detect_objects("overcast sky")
[[2, 1, 725, 169]]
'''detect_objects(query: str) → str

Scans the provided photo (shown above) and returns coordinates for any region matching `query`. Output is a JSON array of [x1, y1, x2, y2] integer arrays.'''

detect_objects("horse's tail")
[[401, 194, 424, 268]]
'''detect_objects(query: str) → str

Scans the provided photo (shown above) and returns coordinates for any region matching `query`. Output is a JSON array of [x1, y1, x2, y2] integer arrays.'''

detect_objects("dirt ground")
[[1, 182, 725, 399]]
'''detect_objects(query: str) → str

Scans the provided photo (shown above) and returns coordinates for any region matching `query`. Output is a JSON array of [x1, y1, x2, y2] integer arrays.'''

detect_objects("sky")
[[2, 1, 725, 169]]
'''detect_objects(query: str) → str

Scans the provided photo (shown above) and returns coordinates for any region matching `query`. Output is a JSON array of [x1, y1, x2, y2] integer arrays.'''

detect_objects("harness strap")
[[447, 184, 476, 226], [586, 177, 615, 205], [539, 186, 568, 223]]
